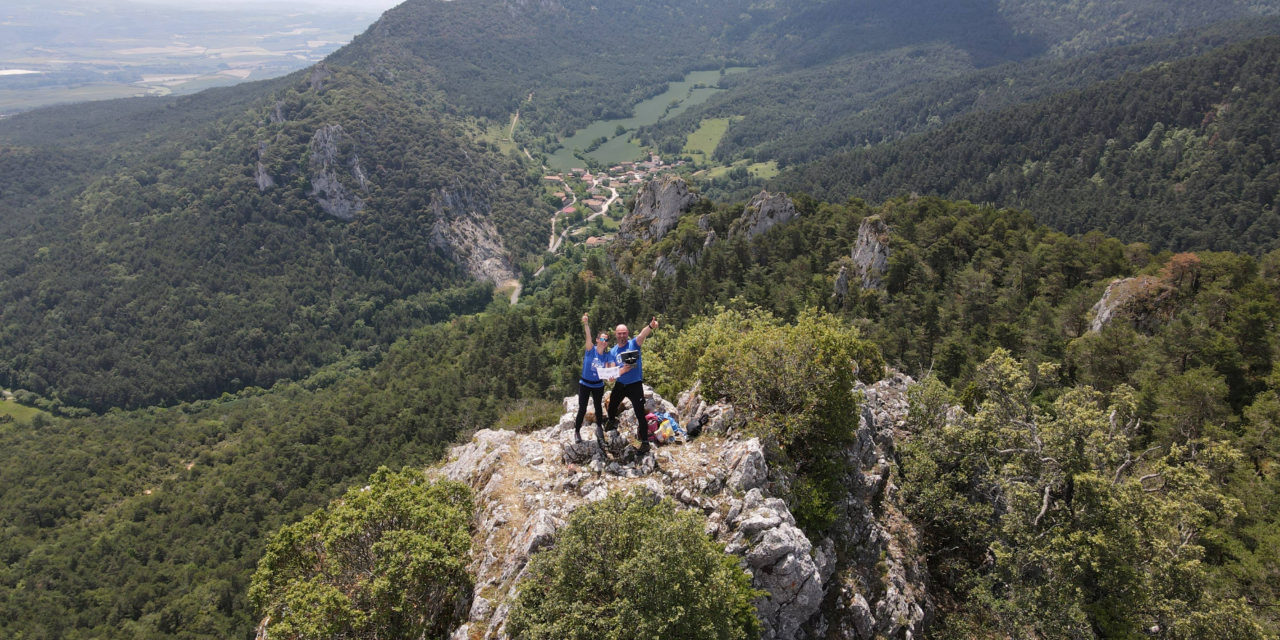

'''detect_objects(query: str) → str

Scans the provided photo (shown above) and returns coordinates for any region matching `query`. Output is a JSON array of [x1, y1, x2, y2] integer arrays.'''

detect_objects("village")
[[540, 153, 686, 252]]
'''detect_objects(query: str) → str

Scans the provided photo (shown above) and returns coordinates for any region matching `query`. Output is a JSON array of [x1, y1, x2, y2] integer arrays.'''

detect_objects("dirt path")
[[508, 91, 534, 139], [499, 278, 522, 305]]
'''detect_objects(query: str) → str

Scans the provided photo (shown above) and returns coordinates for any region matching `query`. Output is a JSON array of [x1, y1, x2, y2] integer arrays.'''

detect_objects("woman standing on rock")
[[574, 313, 611, 452]]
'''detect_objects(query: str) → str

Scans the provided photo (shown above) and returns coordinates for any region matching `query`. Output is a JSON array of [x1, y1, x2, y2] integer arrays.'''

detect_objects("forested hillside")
[[5, 0, 1280, 636], [642, 17, 1280, 168], [5, 192, 1279, 636], [0, 62, 545, 411], [5, 0, 1279, 411], [775, 36, 1280, 254], [330, 0, 1055, 139], [610, 192, 1280, 634]]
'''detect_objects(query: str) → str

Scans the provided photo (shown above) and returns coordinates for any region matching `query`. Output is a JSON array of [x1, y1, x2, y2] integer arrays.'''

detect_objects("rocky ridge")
[[619, 173, 697, 244], [731, 190, 800, 240], [435, 376, 928, 639], [646, 187, 800, 279]]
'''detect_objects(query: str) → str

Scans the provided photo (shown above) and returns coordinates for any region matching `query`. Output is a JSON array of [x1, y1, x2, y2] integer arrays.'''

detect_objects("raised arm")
[[581, 313, 593, 351], [635, 316, 658, 347]]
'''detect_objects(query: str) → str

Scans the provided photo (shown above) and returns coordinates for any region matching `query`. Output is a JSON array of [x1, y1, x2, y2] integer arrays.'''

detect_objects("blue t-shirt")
[[580, 346, 608, 388], [610, 337, 642, 385]]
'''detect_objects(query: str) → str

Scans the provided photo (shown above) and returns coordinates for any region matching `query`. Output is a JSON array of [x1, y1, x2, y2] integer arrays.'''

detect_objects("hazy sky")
[[122, 0, 404, 12]]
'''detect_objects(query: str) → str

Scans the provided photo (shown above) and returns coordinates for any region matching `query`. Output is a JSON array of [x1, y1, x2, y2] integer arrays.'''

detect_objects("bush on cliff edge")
[[507, 491, 761, 640]]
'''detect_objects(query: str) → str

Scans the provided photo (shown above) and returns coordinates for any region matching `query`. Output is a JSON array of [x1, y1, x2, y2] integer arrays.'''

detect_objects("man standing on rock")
[[606, 316, 659, 456]]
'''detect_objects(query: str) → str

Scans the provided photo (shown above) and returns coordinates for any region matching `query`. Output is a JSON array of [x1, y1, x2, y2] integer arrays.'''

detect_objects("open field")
[[0, 397, 47, 423], [683, 117, 737, 164], [546, 68, 751, 171], [703, 160, 779, 181], [0, 1, 381, 114]]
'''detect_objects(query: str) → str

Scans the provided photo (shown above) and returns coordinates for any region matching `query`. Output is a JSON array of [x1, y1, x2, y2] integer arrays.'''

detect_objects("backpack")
[[686, 414, 707, 438], [645, 411, 682, 444]]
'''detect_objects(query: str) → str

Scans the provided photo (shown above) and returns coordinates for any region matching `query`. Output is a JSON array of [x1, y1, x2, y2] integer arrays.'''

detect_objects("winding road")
[[549, 180, 617, 254]]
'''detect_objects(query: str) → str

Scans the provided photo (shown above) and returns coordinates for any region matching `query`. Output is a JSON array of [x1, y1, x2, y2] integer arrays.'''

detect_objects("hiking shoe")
[[595, 422, 608, 458], [636, 441, 651, 457], [574, 428, 582, 443], [605, 416, 619, 432]]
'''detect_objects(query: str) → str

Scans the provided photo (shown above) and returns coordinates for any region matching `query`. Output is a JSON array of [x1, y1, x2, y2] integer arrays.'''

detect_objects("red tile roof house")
[[584, 236, 610, 247], [560, 206, 577, 214]]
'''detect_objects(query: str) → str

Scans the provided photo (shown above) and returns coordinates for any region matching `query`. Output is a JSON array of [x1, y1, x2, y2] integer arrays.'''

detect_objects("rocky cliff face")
[[618, 174, 697, 244], [851, 216, 891, 290], [1088, 275, 1174, 333], [429, 188, 518, 285], [307, 124, 367, 220], [827, 373, 930, 638], [732, 190, 799, 240], [254, 141, 276, 191], [435, 378, 929, 639]]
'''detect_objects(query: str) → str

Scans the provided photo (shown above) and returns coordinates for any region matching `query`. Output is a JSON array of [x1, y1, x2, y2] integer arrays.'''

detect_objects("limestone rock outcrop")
[[254, 141, 275, 191], [851, 216, 891, 290], [732, 190, 799, 240], [437, 377, 930, 640], [824, 372, 931, 638], [307, 124, 366, 220], [619, 174, 697, 244], [438, 387, 827, 640], [1087, 275, 1173, 333]]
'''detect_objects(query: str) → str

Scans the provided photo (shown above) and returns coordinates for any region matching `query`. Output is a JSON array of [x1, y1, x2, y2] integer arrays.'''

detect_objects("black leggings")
[[575, 383, 605, 434], [607, 380, 647, 441]]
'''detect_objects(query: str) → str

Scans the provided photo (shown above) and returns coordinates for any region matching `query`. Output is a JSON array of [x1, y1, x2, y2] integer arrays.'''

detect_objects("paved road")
[[546, 179, 620, 255]]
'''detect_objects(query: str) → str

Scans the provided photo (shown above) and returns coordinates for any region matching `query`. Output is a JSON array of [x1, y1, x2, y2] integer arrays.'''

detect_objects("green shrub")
[[494, 398, 564, 433], [507, 491, 761, 640], [649, 306, 883, 532], [248, 467, 473, 640], [900, 351, 1262, 637]]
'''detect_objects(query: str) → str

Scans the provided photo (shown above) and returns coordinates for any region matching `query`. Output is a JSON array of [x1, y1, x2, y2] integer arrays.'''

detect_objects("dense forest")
[[5, 192, 1279, 635], [0, 64, 546, 411], [5, 0, 1280, 636], [774, 36, 1280, 254], [642, 17, 1280, 168]]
